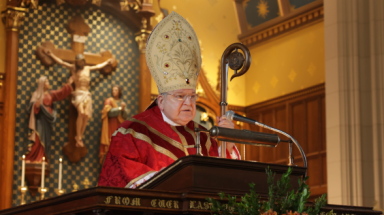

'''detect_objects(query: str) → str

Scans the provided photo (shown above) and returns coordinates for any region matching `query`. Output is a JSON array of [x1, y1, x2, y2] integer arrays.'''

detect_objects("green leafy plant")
[[206, 167, 331, 215]]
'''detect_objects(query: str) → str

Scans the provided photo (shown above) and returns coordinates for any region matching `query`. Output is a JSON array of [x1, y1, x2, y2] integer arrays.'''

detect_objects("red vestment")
[[98, 105, 237, 188]]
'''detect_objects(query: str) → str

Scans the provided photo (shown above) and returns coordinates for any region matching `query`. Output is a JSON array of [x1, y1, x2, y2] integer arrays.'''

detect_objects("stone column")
[[136, 1, 155, 113], [136, 26, 152, 112], [325, 0, 384, 208], [0, 6, 26, 210]]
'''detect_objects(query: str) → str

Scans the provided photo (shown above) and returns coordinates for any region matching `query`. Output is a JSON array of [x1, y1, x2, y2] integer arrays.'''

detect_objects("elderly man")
[[98, 12, 239, 188]]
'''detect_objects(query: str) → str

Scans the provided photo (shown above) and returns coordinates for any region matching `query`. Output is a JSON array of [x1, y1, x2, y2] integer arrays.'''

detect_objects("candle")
[[21, 155, 25, 188], [41, 157, 45, 189], [58, 158, 62, 190]]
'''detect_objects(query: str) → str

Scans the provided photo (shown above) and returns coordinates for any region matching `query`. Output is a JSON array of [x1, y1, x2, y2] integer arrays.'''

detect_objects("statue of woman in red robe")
[[99, 85, 130, 164], [26, 76, 73, 163]]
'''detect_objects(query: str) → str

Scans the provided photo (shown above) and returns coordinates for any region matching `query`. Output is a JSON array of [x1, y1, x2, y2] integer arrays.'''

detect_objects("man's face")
[[112, 87, 119, 99], [75, 60, 85, 69], [158, 89, 197, 126]]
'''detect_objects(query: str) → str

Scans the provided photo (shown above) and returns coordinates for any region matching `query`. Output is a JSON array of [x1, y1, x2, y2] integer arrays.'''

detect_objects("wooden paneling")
[[244, 83, 326, 199]]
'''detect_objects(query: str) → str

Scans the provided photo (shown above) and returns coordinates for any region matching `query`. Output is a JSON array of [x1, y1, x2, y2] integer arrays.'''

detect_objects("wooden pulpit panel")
[[139, 155, 307, 196], [244, 84, 326, 200]]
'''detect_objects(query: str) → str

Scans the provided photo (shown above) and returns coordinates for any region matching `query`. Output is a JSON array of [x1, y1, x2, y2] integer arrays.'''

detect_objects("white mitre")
[[146, 12, 202, 93]]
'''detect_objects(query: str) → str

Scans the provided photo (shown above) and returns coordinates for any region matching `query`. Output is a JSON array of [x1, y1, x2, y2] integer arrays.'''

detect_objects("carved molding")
[[238, 0, 323, 48], [20, 0, 39, 9], [66, 0, 88, 6], [120, 0, 141, 11], [55, 0, 101, 7], [1, 7, 27, 32], [92, 0, 102, 7], [135, 29, 151, 54], [56, 0, 66, 6], [245, 83, 324, 112]]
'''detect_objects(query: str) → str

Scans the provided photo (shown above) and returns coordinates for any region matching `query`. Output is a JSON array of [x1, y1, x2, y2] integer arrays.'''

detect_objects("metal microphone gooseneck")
[[225, 110, 307, 168]]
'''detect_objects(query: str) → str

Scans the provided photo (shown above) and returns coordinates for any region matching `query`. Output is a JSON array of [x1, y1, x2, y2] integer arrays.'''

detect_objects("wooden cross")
[[35, 15, 118, 163]]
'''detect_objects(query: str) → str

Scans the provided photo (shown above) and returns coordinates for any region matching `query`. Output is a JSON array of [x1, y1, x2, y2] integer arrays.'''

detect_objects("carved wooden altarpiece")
[[36, 15, 118, 163]]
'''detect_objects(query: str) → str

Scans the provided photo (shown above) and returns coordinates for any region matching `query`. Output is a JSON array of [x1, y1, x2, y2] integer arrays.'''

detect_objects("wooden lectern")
[[0, 156, 381, 215], [139, 155, 306, 195]]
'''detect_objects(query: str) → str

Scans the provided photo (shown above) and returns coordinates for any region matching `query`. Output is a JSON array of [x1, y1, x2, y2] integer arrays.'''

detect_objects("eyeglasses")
[[163, 93, 199, 103]]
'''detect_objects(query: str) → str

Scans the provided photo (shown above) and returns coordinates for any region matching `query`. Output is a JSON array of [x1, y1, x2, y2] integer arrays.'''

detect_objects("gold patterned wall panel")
[[245, 21, 324, 105]]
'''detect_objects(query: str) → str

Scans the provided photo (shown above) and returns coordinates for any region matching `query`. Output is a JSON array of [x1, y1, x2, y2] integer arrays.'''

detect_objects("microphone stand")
[[254, 122, 305, 168], [225, 111, 307, 169]]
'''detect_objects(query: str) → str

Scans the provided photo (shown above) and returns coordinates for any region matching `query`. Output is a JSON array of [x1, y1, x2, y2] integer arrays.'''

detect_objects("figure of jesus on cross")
[[47, 50, 114, 147]]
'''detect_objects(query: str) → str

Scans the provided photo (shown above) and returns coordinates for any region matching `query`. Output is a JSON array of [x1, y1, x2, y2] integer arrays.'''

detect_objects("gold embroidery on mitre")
[[146, 12, 202, 93]]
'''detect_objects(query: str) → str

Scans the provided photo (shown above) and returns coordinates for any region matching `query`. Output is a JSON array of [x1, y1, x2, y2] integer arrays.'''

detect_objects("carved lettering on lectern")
[[103, 196, 141, 206], [158, 199, 165, 208], [173, 200, 179, 209], [130, 197, 141, 206], [150, 199, 179, 209], [150, 199, 157, 207], [189, 200, 213, 210], [203, 202, 210, 210], [166, 200, 173, 208], [189, 201, 196, 209], [122, 197, 130, 205], [114, 196, 121, 205], [104, 196, 113, 204]]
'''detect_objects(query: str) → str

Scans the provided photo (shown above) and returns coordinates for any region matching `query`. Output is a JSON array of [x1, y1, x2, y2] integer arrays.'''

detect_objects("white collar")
[[161, 111, 181, 126]]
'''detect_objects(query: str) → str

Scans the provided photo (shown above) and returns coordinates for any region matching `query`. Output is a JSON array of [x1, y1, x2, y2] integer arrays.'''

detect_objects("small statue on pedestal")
[[99, 85, 129, 164], [26, 76, 73, 162]]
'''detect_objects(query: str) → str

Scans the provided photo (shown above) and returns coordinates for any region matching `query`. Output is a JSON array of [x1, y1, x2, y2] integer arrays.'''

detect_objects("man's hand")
[[67, 76, 74, 85], [121, 102, 126, 110], [217, 115, 235, 154], [216, 115, 234, 129]]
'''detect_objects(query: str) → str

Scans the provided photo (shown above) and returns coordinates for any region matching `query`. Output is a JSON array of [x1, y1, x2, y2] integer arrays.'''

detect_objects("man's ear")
[[157, 95, 164, 111]]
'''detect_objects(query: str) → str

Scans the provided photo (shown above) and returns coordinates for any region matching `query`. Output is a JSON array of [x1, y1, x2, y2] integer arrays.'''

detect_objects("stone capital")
[[135, 29, 151, 54], [1, 7, 27, 32]]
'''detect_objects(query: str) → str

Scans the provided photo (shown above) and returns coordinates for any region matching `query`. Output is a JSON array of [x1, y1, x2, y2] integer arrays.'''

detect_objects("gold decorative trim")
[[184, 123, 197, 147], [135, 29, 151, 54], [1, 9, 26, 31], [127, 118, 186, 153], [120, 0, 141, 11], [5, 6, 28, 12], [240, 5, 323, 47], [170, 126, 189, 156], [125, 170, 157, 188], [92, 0, 102, 7], [205, 135, 212, 157], [139, 160, 182, 189], [113, 127, 178, 161], [20, 0, 39, 9]]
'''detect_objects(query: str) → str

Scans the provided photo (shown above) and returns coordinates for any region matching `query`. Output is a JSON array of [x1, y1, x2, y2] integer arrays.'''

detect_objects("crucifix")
[[35, 15, 118, 163]]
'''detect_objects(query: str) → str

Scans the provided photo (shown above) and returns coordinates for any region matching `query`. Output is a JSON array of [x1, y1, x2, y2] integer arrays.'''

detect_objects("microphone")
[[225, 110, 259, 125], [204, 126, 280, 147]]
